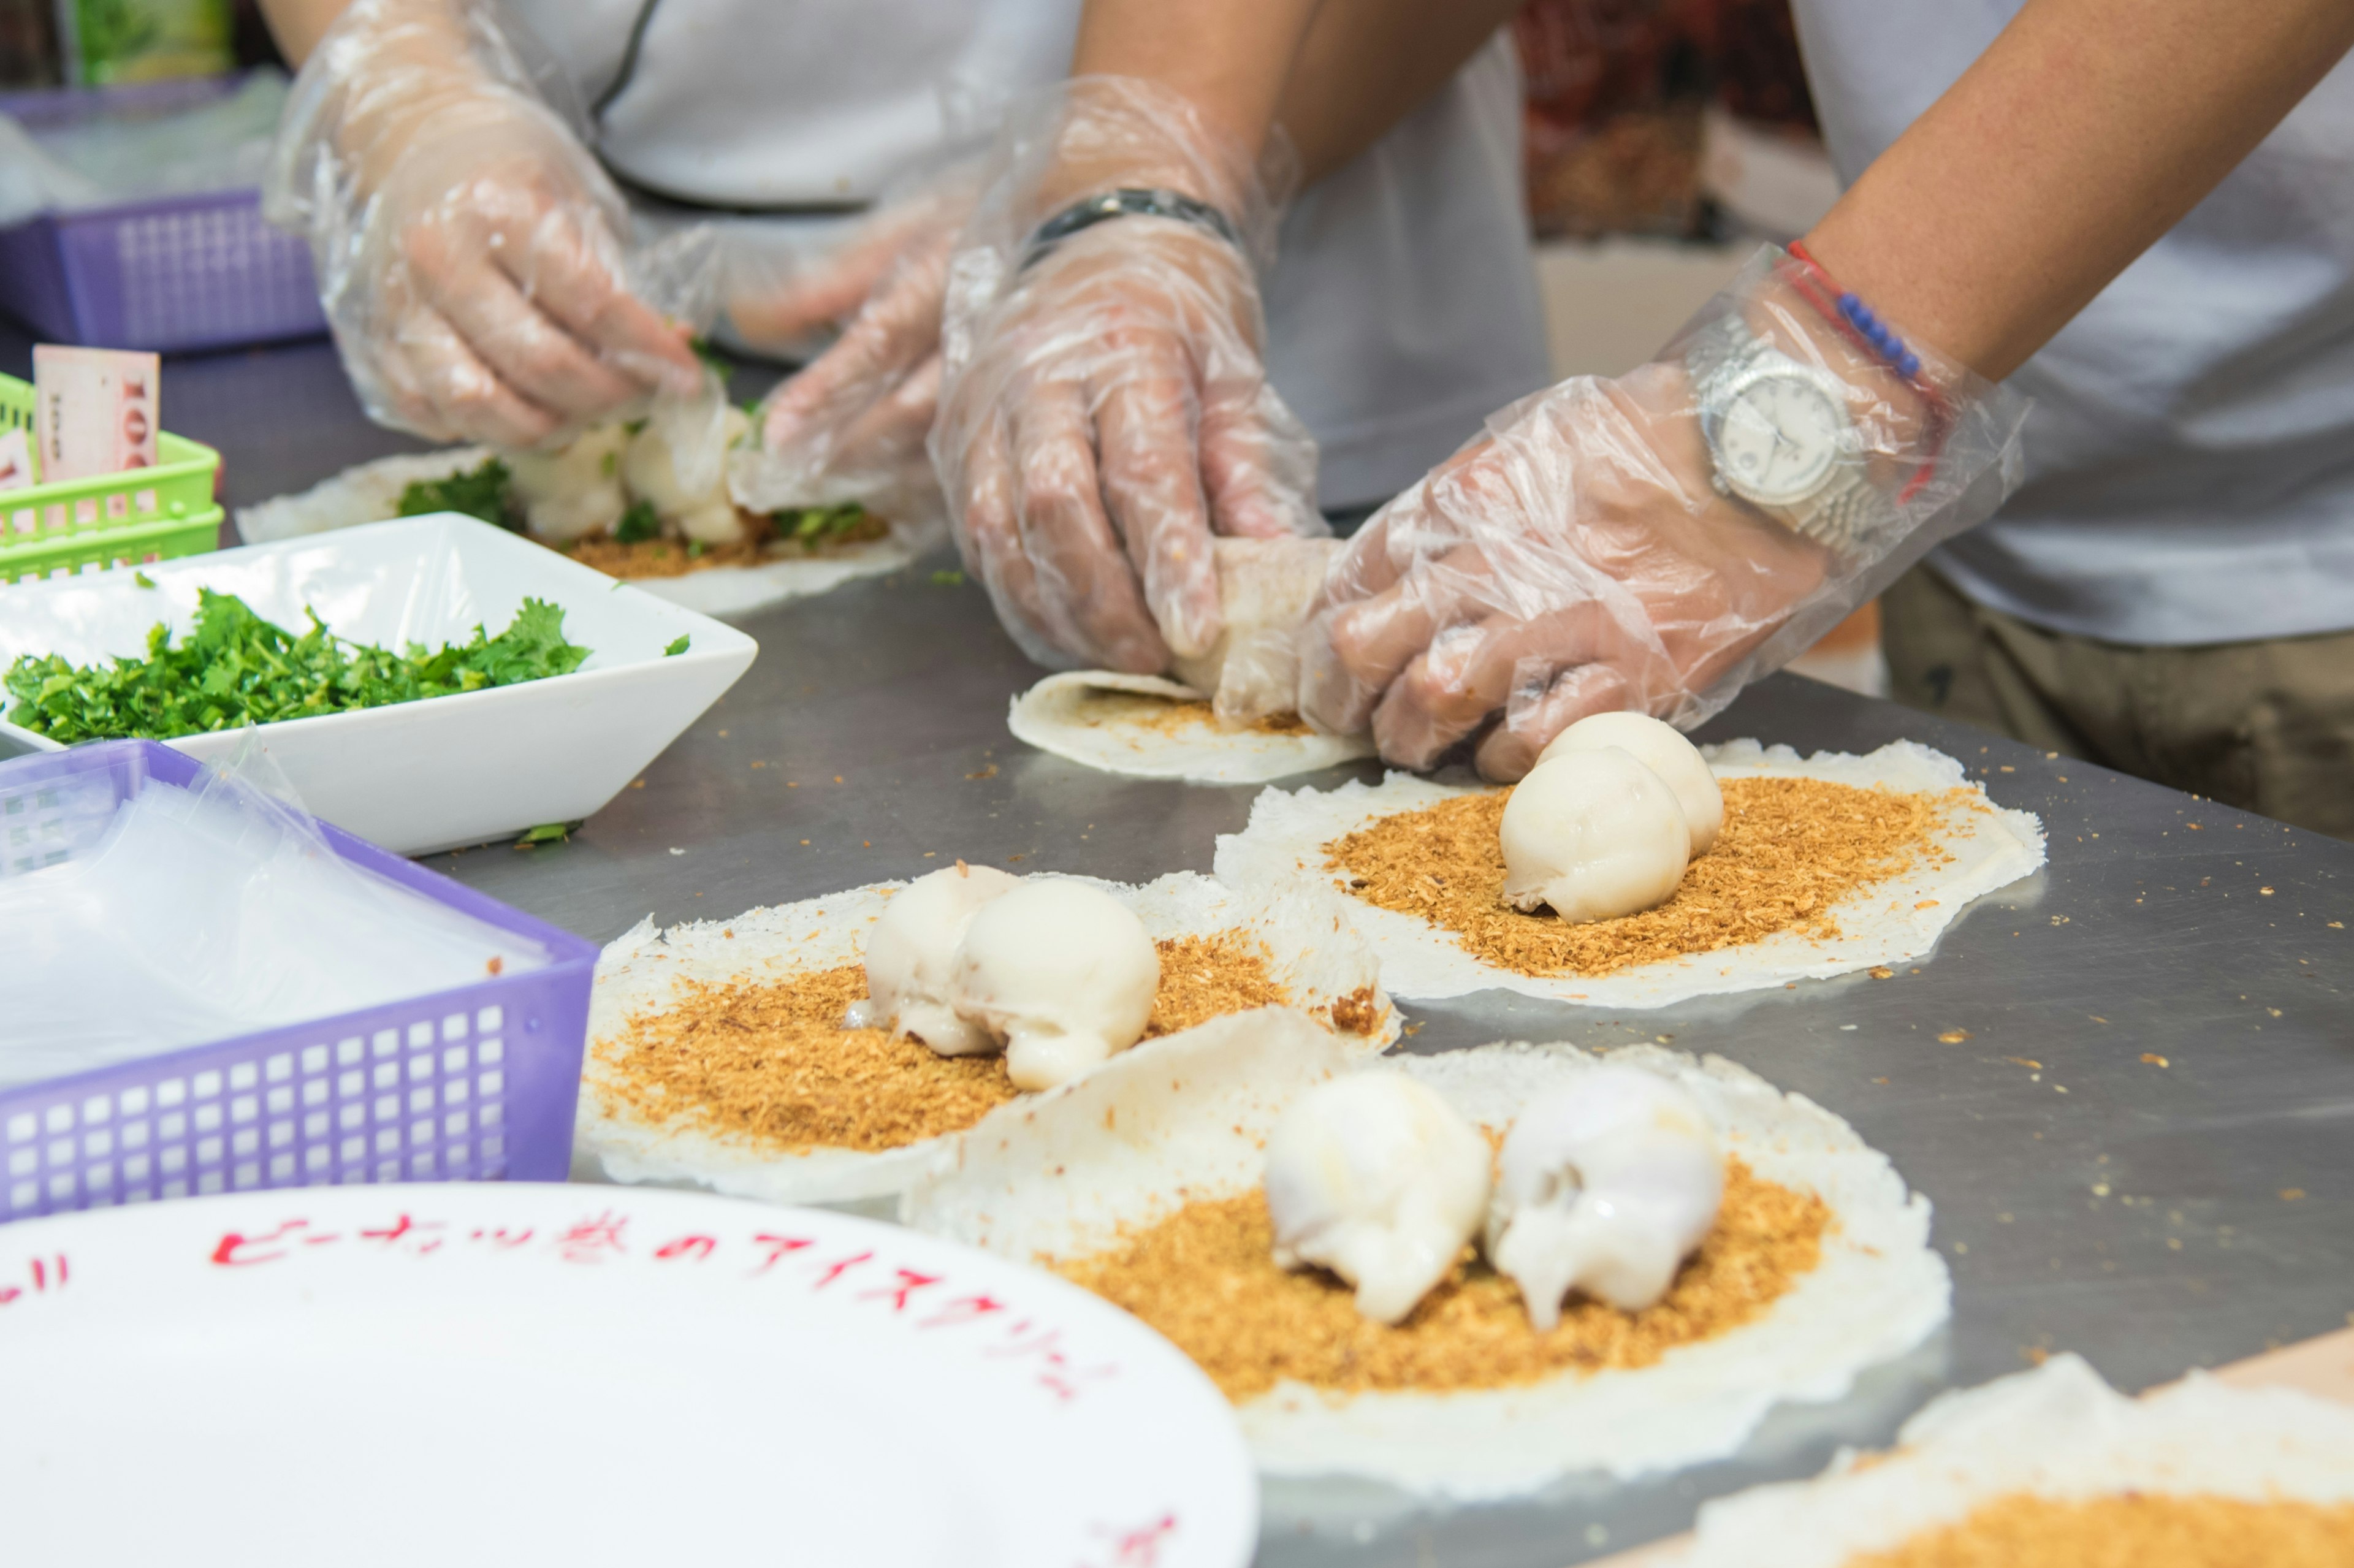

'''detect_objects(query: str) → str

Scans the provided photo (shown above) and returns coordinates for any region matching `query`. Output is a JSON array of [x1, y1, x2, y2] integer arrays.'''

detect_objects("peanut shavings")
[[1054, 1157, 1825, 1402], [598, 933, 1292, 1155], [1325, 777, 1957, 978], [1072, 688, 1314, 739], [1843, 1492, 2354, 1568], [1144, 933, 1293, 1037]]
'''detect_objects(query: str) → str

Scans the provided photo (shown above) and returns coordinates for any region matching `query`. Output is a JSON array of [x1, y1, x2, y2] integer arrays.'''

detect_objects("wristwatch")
[[1688, 320, 1886, 557]]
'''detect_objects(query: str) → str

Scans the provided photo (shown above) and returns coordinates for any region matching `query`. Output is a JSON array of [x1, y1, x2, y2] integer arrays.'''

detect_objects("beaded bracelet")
[[1785, 240, 1951, 504]]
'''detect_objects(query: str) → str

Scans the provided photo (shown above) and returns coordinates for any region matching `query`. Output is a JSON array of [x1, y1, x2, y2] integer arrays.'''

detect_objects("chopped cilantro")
[[3, 589, 592, 744], [397, 457, 519, 531], [687, 335, 734, 381], [132, 570, 157, 588], [614, 498, 661, 544], [774, 501, 871, 550], [663, 634, 690, 657], [686, 539, 707, 559], [930, 568, 966, 586]]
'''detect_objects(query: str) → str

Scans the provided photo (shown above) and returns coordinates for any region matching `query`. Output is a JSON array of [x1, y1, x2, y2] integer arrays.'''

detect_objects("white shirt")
[[1794, 0, 2354, 645], [511, 0, 1550, 510]]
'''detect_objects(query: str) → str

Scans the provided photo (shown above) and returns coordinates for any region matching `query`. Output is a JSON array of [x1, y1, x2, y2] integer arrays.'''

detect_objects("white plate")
[[0, 1183, 1255, 1568], [0, 515, 757, 854]]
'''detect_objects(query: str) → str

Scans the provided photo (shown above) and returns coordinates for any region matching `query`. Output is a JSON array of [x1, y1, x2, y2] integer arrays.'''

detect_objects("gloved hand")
[[728, 166, 980, 534], [1298, 245, 2032, 778], [266, 0, 706, 448], [931, 77, 1325, 675]]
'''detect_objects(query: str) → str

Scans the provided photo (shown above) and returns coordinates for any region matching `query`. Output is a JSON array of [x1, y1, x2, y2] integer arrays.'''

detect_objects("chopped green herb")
[[132, 571, 157, 588], [516, 822, 571, 845], [614, 498, 661, 544], [663, 634, 691, 657], [930, 568, 967, 587], [686, 539, 707, 559], [774, 501, 870, 551], [3, 589, 592, 744], [397, 457, 518, 531], [687, 335, 734, 381]]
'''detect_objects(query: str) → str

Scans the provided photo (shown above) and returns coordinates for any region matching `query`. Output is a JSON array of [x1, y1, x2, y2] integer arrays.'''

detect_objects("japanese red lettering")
[[210, 1220, 311, 1266], [555, 1211, 630, 1263], [748, 1233, 816, 1275], [858, 1268, 942, 1311], [653, 1235, 718, 1262], [917, 1293, 1010, 1330], [811, 1250, 873, 1290]]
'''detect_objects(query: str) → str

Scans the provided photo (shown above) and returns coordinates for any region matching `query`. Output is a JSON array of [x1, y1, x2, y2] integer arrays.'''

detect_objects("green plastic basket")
[[0, 370, 222, 585]]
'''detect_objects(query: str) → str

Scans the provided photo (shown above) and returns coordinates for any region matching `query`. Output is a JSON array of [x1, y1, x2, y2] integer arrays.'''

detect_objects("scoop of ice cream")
[[1263, 1071, 1492, 1325], [952, 880, 1160, 1091], [1482, 1066, 1723, 1324], [505, 425, 628, 543], [1536, 711, 1723, 854], [1500, 747, 1691, 921], [860, 862, 1021, 1055], [1168, 536, 1341, 727]]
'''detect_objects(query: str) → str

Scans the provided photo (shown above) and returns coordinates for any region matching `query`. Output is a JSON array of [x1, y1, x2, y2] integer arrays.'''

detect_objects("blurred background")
[[0, 0, 1883, 693]]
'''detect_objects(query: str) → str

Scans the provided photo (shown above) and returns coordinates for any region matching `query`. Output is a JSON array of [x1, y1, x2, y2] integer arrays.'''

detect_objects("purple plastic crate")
[[0, 189, 328, 354], [0, 76, 328, 353], [0, 740, 596, 1226]]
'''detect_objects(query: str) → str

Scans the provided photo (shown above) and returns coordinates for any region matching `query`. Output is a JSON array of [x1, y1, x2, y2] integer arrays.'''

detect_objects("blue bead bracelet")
[[1837, 293, 1923, 381]]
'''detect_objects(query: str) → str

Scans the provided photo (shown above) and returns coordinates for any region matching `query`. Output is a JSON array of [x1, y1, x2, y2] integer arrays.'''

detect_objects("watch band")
[[1019, 187, 1245, 273]]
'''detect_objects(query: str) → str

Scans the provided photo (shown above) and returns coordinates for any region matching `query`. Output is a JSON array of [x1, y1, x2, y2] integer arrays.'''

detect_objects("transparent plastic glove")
[[729, 164, 981, 535], [931, 77, 1324, 675], [265, 0, 708, 448], [1297, 245, 2032, 779]]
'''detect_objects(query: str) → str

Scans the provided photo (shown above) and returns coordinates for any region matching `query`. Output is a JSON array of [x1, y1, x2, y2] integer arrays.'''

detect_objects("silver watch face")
[[1714, 368, 1846, 508]]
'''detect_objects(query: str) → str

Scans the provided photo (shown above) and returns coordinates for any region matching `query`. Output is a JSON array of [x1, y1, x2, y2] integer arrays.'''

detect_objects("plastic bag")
[[0, 740, 544, 1089]]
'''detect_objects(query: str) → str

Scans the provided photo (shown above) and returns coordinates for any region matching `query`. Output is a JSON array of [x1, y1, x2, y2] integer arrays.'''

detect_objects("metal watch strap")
[[1019, 188, 1245, 273]]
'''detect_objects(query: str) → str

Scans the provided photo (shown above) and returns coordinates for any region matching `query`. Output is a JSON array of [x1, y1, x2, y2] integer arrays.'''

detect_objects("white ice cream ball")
[[504, 425, 628, 542], [676, 500, 750, 545], [625, 405, 750, 516], [1482, 1066, 1723, 1325], [1537, 711, 1723, 854], [951, 879, 1160, 1092], [1500, 748, 1691, 921], [860, 862, 1021, 1056], [1263, 1071, 1493, 1325]]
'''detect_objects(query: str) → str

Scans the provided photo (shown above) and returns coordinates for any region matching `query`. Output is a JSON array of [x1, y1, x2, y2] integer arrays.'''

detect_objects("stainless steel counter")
[[12, 326, 2352, 1566]]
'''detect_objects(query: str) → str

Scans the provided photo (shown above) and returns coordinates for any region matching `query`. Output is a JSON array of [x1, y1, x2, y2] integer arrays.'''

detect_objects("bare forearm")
[[257, 0, 354, 64], [1805, 0, 2354, 380], [1281, 0, 1523, 183], [1069, 0, 1325, 164]]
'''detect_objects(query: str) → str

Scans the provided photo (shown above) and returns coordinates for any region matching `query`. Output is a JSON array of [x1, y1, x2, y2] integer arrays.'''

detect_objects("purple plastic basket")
[[0, 740, 596, 1226], [0, 189, 327, 354], [0, 76, 328, 353]]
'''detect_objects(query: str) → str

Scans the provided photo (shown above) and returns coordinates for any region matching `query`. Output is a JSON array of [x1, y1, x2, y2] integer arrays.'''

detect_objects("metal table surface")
[[11, 328, 2353, 1566]]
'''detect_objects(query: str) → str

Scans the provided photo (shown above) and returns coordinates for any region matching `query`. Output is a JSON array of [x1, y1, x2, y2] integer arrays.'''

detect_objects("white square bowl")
[[0, 514, 758, 854]]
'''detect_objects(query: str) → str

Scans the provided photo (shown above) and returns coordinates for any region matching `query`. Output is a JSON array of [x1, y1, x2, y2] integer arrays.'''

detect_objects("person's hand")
[[1298, 247, 2033, 778], [728, 173, 977, 530], [1300, 366, 1829, 778], [266, 0, 704, 447], [931, 78, 1323, 674]]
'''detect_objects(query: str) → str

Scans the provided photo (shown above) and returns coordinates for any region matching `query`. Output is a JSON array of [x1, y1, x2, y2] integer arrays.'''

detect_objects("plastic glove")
[[729, 164, 981, 535], [931, 77, 1324, 675], [1298, 245, 2031, 779], [265, 0, 707, 448]]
